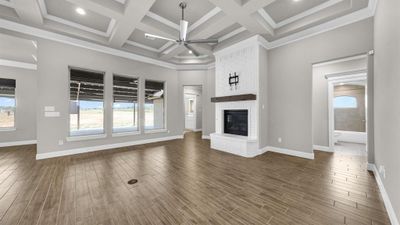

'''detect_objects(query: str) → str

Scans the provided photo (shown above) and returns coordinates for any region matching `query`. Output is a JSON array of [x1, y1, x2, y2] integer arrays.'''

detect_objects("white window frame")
[[68, 66, 106, 138], [112, 74, 140, 135], [0, 78, 16, 131], [144, 79, 167, 133]]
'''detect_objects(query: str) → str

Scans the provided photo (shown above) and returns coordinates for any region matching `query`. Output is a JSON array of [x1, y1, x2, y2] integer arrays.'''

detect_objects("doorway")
[[183, 86, 202, 132], [328, 73, 367, 155], [312, 54, 371, 157]]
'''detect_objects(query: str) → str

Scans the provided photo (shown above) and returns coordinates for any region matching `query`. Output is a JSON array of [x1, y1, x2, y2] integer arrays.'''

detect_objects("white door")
[[184, 94, 196, 130]]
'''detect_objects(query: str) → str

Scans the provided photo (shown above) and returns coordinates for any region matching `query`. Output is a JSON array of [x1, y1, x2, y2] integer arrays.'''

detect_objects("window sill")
[[112, 131, 140, 137], [144, 129, 168, 134], [0, 128, 16, 132], [66, 134, 107, 142]]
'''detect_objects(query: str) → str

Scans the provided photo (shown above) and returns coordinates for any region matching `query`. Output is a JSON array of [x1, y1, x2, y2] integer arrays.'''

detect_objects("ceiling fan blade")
[[186, 39, 218, 44], [184, 44, 200, 57], [145, 33, 176, 42], [179, 20, 188, 41]]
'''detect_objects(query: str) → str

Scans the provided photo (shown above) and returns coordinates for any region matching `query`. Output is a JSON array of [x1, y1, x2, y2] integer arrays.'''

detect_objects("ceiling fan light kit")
[[144, 1, 218, 57]]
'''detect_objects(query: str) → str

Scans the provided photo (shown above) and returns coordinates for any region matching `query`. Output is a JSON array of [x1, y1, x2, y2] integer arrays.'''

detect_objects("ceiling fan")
[[144, 2, 218, 57]]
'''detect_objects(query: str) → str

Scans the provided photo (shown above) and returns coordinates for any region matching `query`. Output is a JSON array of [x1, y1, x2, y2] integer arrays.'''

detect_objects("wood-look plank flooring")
[[0, 132, 391, 225]]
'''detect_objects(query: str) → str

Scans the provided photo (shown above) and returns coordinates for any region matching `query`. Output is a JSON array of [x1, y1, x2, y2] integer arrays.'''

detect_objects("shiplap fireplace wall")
[[210, 35, 268, 157]]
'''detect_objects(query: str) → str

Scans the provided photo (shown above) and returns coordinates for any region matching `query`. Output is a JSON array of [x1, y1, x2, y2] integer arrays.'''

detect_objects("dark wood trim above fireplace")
[[211, 94, 256, 103]]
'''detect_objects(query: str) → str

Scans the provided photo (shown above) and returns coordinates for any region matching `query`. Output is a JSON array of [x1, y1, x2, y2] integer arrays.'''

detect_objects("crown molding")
[[216, 3, 375, 55], [0, 59, 37, 70]]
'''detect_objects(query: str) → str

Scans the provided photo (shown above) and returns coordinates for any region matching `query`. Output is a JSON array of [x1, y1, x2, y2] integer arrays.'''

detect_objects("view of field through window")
[[0, 78, 16, 128]]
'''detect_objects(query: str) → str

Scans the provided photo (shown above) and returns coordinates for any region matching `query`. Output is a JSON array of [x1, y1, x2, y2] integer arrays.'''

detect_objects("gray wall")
[[178, 69, 215, 137], [36, 39, 183, 154], [374, 0, 400, 221], [0, 66, 37, 143], [334, 85, 366, 132], [268, 19, 373, 153], [312, 58, 367, 147]]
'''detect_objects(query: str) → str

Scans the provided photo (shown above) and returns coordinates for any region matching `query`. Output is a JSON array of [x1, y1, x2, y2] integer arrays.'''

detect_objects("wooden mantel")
[[211, 94, 256, 103]]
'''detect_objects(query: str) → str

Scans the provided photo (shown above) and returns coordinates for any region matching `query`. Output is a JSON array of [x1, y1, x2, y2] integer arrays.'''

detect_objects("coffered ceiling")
[[0, 0, 375, 66]]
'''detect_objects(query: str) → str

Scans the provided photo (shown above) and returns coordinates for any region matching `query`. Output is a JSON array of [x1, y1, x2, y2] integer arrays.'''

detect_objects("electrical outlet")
[[58, 140, 64, 146], [278, 137, 282, 143], [379, 165, 386, 179]]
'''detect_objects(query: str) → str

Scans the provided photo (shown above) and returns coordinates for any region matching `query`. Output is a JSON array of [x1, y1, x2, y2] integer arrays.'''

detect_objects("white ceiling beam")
[[13, 0, 43, 25], [66, 0, 123, 19], [136, 22, 178, 40], [207, 0, 274, 35], [109, 0, 156, 47], [146, 11, 180, 31]]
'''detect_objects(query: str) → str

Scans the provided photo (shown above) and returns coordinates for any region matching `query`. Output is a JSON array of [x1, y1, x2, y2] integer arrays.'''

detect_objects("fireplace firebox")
[[224, 110, 248, 136]]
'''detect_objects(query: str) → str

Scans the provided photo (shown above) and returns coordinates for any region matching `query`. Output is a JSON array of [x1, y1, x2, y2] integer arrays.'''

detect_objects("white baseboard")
[[266, 146, 315, 160], [36, 135, 183, 160], [202, 135, 210, 140], [368, 164, 399, 225], [313, 145, 334, 152], [0, 140, 37, 148]]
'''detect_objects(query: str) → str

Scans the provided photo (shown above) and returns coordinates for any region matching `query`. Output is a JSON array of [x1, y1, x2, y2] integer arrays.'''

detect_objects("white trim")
[[327, 73, 367, 149], [0, 18, 178, 69], [218, 27, 247, 43], [266, 7, 375, 49], [313, 145, 334, 152], [257, 9, 277, 28], [0, 59, 37, 70], [202, 135, 210, 139], [38, 0, 115, 37], [145, 11, 180, 31], [276, 0, 344, 28], [314, 54, 367, 67], [44, 14, 110, 37], [368, 164, 400, 225], [66, 134, 107, 142], [0, 0, 13, 8], [0, 140, 37, 148], [144, 129, 168, 134], [0, 128, 16, 132], [159, 42, 174, 52], [36, 135, 184, 160], [188, 7, 222, 32], [112, 131, 141, 137], [266, 146, 315, 159], [174, 54, 208, 59], [125, 40, 161, 52]]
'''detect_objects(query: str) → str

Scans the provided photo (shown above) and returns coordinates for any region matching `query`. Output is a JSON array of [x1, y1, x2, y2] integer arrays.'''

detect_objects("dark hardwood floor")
[[0, 132, 390, 225]]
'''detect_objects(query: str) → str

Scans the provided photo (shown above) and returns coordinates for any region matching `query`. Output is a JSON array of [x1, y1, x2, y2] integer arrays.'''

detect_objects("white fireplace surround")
[[210, 36, 265, 158], [211, 101, 259, 157]]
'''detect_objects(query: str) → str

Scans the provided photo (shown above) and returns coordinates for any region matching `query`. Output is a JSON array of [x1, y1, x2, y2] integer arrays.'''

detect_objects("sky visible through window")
[[0, 97, 15, 107], [334, 96, 357, 108]]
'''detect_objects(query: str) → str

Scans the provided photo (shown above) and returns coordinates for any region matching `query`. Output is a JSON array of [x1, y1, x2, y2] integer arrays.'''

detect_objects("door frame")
[[327, 71, 367, 151]]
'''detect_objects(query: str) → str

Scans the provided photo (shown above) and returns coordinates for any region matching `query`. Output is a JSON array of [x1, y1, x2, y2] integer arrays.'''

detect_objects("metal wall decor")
[[229, 72, 239, 90]]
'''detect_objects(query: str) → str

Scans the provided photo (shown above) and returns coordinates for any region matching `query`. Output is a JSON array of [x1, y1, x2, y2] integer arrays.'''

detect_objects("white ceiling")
[[0, 0, 374, 65]]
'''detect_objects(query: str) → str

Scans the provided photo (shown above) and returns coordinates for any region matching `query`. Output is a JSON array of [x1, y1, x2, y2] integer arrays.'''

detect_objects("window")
[[334, 96, 358, 108], [113, 75, 139, 133], [69, 68, 104, 136], [0, 78, 16, 129], [145, 80, 165, 130]]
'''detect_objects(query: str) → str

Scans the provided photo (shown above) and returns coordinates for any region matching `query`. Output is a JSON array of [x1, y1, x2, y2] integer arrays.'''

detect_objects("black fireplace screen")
[[224, 110, 248, 136]]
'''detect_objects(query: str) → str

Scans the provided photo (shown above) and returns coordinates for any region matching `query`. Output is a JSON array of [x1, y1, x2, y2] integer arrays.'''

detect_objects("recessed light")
[[76, 7, 86, 15], [293, 0, 302, 2], [188, 50, 193, 54]]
